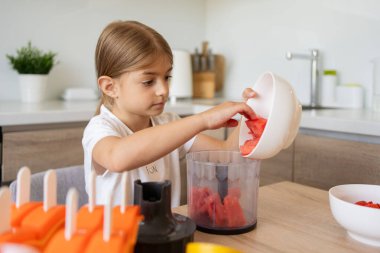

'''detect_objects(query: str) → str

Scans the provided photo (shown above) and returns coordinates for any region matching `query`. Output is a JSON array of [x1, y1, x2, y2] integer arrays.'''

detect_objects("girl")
[[82, 20, 256, 207]]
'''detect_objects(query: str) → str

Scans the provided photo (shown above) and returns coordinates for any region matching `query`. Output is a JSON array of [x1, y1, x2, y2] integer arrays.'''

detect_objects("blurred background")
[[1, 0, 380, 108]]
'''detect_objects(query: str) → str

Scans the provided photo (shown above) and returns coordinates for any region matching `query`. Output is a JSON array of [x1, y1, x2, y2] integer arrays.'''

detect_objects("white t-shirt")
[[82, 105, 195, 207]]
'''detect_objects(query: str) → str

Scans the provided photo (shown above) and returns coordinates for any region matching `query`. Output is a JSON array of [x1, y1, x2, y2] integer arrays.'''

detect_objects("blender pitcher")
[[186, 151, 260, 235]]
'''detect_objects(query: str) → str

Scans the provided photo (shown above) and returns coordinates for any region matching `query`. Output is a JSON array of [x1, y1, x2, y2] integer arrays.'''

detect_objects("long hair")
[[94, 20, 173, 114]]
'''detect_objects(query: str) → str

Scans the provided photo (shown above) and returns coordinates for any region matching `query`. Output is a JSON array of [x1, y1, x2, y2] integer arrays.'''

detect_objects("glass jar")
[[186, 150, 260, 235]]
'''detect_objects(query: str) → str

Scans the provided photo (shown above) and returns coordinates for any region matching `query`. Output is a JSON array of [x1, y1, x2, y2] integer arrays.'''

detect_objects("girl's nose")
[[155, 79, 169, 96]]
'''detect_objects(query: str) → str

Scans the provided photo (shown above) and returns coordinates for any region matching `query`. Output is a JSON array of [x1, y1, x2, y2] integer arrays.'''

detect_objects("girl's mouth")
[[152, 102, 165, 108]]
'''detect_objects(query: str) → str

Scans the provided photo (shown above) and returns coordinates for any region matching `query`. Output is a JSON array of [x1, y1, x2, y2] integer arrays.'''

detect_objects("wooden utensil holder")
[[192, 54, 225, 99], [193, 72, 216, 99]]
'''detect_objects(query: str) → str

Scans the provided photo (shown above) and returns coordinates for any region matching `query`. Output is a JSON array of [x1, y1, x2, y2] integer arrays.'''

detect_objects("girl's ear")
[[98, 76, 118, 98]]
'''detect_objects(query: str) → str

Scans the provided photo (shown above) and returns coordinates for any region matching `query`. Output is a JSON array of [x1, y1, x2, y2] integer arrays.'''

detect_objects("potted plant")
[[7, 41, 57, 103]]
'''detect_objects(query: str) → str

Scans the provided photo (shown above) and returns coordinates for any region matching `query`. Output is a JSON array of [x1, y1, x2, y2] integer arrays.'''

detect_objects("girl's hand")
[[242, 88, 256, 102], [199, 101, 256, 130]]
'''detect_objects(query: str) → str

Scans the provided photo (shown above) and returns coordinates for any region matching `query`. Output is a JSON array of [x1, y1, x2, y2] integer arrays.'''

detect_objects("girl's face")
[[113, 56, 172, 120]]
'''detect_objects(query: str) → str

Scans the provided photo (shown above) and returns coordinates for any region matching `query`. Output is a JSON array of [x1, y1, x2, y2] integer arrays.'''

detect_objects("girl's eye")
[[142, 80, 154, 86], [165, 75, 172, 81]]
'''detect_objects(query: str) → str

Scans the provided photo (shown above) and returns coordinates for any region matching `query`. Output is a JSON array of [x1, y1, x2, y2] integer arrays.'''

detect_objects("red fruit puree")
[[190, 187, 246, 228], [240, 117, 267, 156]]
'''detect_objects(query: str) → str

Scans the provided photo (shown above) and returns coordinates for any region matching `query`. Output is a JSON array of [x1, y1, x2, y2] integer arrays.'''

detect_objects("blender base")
[[196, 222, 257, 235]]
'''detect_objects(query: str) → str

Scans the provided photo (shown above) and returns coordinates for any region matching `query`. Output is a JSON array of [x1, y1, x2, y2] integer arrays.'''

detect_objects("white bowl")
[[239, 71, 302, 159], [329, 184, 380, 247]]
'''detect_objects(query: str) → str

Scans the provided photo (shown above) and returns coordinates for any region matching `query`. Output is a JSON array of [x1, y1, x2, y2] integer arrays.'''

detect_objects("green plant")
[[6, 41, 57, 74]]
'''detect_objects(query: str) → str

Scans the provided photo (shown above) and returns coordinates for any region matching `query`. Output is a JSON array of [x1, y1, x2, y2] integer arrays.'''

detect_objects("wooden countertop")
[[173, 181, 379, 253]]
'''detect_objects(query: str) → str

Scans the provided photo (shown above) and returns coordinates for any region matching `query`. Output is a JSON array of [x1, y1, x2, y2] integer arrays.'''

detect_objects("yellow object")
[[186, 242, 242, 253]]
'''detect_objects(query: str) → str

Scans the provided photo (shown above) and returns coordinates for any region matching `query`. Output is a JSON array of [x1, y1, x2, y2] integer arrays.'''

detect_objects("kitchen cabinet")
[[260, 144, 294, 186], [294, 133, 380, 190], [1, 110, 379, 193], [1, 122, 86, 183], [251, 132, 380, 189]]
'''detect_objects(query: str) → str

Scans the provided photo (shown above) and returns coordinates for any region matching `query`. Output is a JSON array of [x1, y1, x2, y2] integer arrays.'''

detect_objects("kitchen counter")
[[0, 99, 217, 126], [0, 99, 379, 139], [173, 181, 379, 253]]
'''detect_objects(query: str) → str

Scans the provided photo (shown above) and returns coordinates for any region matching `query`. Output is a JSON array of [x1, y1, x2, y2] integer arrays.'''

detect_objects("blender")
[[186, 151, 260, 235]]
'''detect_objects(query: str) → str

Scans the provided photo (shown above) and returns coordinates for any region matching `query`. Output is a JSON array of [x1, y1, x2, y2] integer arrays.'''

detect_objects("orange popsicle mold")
[[84, 230, 130, 253], [0, 227, 37, 245], [11, 203, 42, 228], [44, 229, 92, 253], [76, 206, 104, 232], [112, 206, 141, 232], [22, 206, 65, 239], [112, 206, 143, 248], [21, 205, 65, 250]]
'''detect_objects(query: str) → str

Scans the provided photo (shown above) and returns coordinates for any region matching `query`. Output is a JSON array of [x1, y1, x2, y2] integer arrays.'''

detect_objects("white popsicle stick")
[[0, 244, 39, 253], [120, 172, 128, 213], [16, 166, 31, 208], [0, 187, 11, 234], [65, 188, 78, 241], [103, 190, 113, 242], [43, 170, 57, 212], [88, 170, 96, 213]]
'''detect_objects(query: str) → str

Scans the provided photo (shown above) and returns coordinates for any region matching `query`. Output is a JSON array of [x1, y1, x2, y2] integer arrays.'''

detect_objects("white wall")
[[0, 0, 205, 101], [205, 0, 380, 107], [2, 0, 380, 108]]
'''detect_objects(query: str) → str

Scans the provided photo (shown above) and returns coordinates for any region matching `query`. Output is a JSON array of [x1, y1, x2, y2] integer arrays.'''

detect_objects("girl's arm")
[[92, 101, 255, 173], [190, 88, 256, 152]]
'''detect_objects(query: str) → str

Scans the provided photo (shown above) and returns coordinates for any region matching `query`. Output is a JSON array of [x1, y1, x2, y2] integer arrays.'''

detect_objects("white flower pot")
[[19, 74, 48, 103]]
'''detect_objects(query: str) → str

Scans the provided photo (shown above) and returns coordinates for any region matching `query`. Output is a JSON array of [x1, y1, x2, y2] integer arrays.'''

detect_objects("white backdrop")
[[2, 0, 380, 108], [205, 0, 380, 107], [0, 0, 205, 101]]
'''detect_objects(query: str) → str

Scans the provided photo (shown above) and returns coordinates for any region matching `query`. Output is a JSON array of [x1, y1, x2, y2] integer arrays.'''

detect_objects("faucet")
[[286, 49, 320, 108]]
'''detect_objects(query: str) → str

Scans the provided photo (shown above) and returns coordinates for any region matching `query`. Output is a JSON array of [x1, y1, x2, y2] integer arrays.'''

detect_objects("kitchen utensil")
[[371, 57, 380, 111], [134, 180, 195, 253], [170, 50, 193, 101], [187, 151, 260, 235], [329, 184, 380, 247], [335, 84, 363, 108], [319, 69, 337, 107], [239, 71, 302, 159]]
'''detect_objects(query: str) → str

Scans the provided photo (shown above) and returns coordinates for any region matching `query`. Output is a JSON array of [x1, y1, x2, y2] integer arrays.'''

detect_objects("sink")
[[301, 105, 337, 110]]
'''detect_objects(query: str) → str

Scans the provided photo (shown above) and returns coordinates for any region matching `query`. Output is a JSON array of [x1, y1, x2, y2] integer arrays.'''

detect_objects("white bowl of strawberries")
[[329, 184, 380, 247], [239, 71, 302, 159]]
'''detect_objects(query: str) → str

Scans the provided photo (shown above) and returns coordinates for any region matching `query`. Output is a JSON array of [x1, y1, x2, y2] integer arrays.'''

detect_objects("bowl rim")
[[240, 71, 275, 157], [329, 184, 380, 212], [240, 71, 298, 159]]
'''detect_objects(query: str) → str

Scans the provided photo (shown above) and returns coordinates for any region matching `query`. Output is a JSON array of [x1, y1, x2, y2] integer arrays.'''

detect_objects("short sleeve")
[[82, 116, 122, 157]]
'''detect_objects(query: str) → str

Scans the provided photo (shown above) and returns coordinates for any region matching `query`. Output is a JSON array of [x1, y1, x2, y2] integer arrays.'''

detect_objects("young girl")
[[82, 20, 256, 207]]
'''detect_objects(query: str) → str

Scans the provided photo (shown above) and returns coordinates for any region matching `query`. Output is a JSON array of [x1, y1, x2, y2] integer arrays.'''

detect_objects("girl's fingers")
[[242, 88, 256, 101], [225, 119, 238, 127], [239, 103, 257, 120]]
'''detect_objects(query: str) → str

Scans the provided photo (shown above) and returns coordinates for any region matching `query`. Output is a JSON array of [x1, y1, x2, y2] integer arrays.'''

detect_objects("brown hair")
[[94, 20, 173, 114]]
